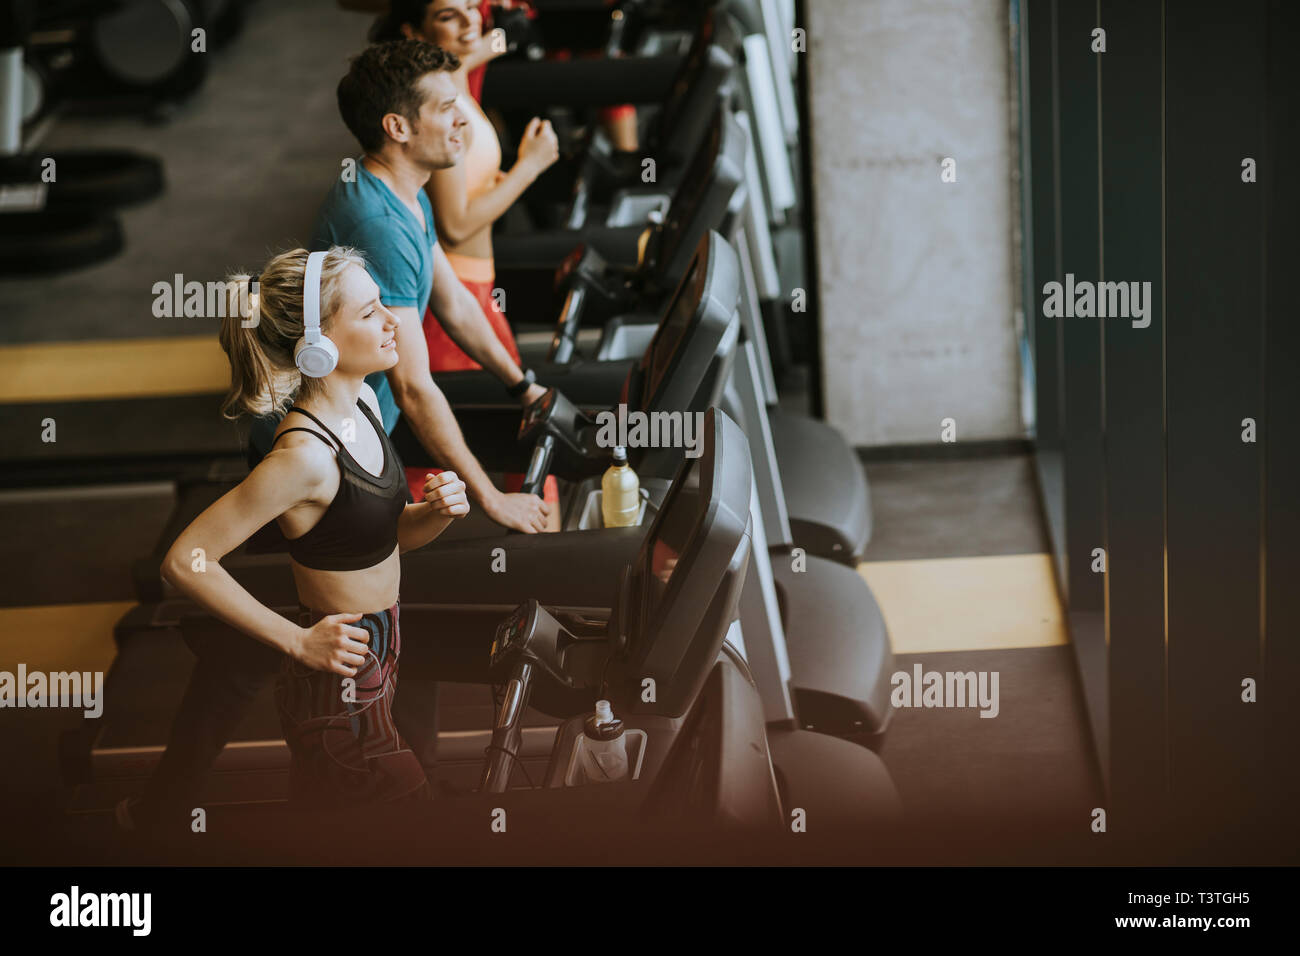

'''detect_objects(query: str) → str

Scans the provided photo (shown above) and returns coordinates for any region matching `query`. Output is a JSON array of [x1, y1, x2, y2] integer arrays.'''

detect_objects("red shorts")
[[598, 104, 636, 123], [424, 271, 520, 372], [417, 264, 558, 506]]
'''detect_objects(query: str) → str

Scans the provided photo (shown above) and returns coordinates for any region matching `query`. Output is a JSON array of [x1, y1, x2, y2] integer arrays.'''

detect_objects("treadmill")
[[488, 105, 748, 336], [66, 410, 900, 849]]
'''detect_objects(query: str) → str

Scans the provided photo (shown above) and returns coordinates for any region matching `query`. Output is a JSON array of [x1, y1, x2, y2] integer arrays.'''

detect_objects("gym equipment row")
[[59, 0, 904, 846], [0, 0, 257, 275]]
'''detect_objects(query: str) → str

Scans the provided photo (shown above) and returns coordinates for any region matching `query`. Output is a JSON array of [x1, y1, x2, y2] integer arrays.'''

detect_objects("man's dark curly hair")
[[337, 40, 461, 153]]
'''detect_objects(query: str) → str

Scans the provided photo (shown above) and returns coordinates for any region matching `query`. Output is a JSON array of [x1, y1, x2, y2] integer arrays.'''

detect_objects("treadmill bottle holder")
[[571, 486, 650, 530], [563, 728, 648, 786], [565, 476, 671, 531], [606, 190, 671, 227]]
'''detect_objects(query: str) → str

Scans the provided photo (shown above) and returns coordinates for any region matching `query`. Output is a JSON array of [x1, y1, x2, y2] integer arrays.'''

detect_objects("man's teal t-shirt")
[[247, 161, 435, 460], [310, 161, 437, 433]]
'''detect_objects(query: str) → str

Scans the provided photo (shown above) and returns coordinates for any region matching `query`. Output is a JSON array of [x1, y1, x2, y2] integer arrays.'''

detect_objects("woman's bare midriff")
[[440, 89, 502, 262], [442, 223, 493, 262], [289, 547, 401, 615]]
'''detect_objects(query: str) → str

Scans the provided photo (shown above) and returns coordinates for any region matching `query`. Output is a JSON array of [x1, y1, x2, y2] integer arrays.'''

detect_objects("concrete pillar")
[[805, 0, 1021, 446]]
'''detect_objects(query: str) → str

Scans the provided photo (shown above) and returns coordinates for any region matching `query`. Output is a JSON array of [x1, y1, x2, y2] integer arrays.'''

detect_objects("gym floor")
[[0, 0, 1100, 863]]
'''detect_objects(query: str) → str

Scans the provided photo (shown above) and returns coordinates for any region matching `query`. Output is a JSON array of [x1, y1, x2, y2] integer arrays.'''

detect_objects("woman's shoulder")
[[266, 416, 339, 473], [249, 423, 340, 509]]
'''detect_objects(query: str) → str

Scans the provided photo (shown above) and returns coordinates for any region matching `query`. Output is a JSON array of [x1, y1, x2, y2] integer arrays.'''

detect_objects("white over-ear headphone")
[[294, 250, 339, 377]]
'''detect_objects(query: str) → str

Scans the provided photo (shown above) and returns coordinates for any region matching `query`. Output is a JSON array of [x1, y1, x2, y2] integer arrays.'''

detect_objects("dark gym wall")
[[1023, 0, 1300, 853], [1097, 0, 1164, 833], [1261, 0, 1300, 858], [1163, 0, 1267, 841]]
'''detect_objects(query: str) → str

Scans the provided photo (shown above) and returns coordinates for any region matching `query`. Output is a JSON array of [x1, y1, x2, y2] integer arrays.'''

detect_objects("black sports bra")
[[270, 397, 410, 572]]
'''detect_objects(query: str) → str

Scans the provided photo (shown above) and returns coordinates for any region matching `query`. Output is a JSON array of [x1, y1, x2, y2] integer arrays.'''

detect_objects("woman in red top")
[[377, 0, 559, 374]]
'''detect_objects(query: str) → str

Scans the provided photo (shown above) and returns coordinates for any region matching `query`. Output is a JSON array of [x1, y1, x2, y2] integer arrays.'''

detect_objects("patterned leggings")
[[276, 602, 430, 809]]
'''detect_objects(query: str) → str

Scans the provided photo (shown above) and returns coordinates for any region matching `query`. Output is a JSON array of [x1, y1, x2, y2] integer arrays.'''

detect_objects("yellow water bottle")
[[601, 446, 640, 527]]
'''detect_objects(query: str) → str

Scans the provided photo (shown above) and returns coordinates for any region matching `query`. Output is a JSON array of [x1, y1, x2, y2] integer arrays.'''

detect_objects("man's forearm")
[[438, 291, 529, 387], [393, 380, 500, 508]]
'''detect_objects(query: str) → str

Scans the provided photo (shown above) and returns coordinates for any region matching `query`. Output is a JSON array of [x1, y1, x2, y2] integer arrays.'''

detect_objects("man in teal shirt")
[[259, 39, 551, 533], [310, 161, 439, 435]]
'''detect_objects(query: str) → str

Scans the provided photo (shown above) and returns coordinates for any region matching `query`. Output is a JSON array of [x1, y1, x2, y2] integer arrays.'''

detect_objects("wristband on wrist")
[[506, 368, 536, 399]]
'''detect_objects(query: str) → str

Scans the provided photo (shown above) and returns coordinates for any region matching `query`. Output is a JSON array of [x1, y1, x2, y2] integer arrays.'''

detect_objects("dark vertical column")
[[1262, 0, 1300, 842], [1055, 0, 1103, 612], [1026, 0, 1062, 454], [1025, 1, 1070, 595], [1054, 0, 1108, 764], [1164, 0, 1266, 839], [793, 0, 824, 418], [1098, 0, 1166, 835]]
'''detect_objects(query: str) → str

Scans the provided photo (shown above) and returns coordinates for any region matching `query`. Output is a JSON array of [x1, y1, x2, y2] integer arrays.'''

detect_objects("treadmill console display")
[[659, 118, 721, 272], [642, 251, 706, 405], [641, 453, 703, 635], [487, 600, 577, 688], [660, 13, 714, 137], [491, 602, 533, 668]]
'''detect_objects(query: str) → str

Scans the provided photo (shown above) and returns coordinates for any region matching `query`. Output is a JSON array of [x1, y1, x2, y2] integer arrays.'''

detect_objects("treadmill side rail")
[[641, 655, 783, 832], [773, 556, 894, 742]]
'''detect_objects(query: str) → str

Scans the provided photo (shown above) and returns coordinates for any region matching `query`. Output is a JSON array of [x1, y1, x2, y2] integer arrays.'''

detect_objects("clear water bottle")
[[600, 446, 640, 528], [580, 700, 629, 783]]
